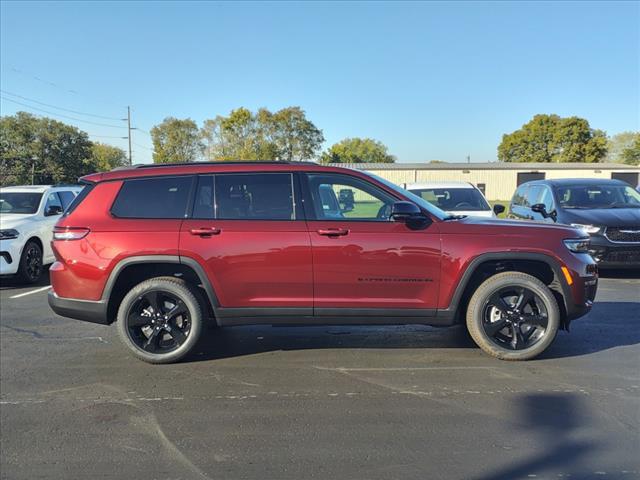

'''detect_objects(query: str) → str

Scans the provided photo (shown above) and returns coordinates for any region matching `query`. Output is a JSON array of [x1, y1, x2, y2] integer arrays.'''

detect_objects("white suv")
[[0, 185, 82, 283], [405, 181, 504, 218]]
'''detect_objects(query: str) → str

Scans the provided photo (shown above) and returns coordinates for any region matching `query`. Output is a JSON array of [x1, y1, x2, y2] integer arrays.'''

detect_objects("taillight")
[[53, 227, 90, 240]]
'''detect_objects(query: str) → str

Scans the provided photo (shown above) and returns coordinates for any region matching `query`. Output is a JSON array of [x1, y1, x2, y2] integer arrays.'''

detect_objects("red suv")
[[48, 162, 598, 363]]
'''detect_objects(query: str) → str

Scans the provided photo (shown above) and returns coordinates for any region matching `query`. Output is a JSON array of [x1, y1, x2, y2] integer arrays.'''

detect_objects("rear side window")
[[111, 176, 194, 219], [215, 173, 295, 220]]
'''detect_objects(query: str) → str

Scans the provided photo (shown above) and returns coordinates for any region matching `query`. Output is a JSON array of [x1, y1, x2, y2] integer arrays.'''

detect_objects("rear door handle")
[[317, 228, 349, 237], [190, 227, 221, 237]]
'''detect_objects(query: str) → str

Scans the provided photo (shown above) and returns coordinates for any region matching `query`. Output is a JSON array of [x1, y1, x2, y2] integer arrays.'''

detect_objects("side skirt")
[[216, 307, 456, 327]]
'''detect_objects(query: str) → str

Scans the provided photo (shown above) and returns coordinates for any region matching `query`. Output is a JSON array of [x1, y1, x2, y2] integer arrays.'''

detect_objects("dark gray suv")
[[508, 178, 640, 269]]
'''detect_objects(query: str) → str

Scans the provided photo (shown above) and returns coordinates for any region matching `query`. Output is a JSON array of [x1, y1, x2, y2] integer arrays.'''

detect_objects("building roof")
[[331, 162, 639, 171]]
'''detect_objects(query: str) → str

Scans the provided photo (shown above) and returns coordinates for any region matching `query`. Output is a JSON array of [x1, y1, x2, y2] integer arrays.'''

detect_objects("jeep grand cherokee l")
[[48, 162, 598, 363]]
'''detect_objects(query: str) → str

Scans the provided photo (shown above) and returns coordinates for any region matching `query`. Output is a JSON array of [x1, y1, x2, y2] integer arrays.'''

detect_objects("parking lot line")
[[9, 286, 52, 299]]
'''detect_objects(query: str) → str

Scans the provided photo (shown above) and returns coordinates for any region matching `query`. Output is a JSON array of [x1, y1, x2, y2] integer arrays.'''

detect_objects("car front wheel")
[[466, 271, 560, 361], [17, 240, 43, 284], [116, 276, 204, 364]]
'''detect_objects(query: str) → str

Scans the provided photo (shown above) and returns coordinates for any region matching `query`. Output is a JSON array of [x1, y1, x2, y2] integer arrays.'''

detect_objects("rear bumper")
[[48, 290, 109, 325]]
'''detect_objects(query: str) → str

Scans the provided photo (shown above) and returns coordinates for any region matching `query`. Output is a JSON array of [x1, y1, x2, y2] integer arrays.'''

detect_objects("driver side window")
[[44, 192, 63, 216], [306, 174, 396, 221]]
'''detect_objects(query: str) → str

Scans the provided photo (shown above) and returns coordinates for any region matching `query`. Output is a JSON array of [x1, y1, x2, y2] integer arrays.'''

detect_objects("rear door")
[[179, 172, 313, 314], [302, 172, 441, 315]]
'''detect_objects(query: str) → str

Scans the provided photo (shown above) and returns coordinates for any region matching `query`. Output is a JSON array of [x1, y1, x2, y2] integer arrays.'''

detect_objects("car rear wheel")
[[116, 277, 204, 364], [17, 240, 43, 284], [466, 272, 560, 361]]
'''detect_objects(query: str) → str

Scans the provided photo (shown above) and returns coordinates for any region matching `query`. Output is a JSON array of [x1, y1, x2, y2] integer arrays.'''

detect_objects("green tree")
[[90, 142, 128, 171], [498, 114, 608, 163], [606, 131, 640, 164], [151, 117, 203, 163], [620, 135, 640, 166], [0, 112, 94, 186], [320, 137, 395, 164], [201, 106, 323, 161]]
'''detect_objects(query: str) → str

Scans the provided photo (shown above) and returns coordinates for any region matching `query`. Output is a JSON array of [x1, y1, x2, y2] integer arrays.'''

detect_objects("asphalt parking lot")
[[0, 272, 638, 480]]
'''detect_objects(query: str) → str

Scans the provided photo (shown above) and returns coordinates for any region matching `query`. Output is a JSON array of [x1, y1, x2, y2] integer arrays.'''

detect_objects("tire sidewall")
[[467, 272, 560, 361], [117, 278, 203, 364]]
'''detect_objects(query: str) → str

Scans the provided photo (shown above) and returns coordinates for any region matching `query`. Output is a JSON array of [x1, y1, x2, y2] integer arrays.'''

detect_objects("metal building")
[[330, 162, 640, 201]]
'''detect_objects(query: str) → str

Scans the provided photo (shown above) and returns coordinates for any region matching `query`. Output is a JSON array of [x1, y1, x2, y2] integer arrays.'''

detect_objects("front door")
[[302, 172, 441, 315], [180, 173, 313, 315]]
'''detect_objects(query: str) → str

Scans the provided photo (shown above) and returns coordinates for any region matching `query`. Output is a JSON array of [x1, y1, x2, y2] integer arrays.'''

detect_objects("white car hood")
[[0, 214, 37, 230], [446, 209, 495, 218]]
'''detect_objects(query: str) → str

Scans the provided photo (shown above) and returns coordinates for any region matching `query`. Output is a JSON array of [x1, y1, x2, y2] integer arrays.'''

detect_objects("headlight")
[[0, 229, 19, 240], [564, 238, 590, 253], [570, 223, 601, 234]]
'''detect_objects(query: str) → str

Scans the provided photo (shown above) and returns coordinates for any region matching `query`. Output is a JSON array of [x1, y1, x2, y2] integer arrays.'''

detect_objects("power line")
[[133, 141, 153, 151], [0, 96, 127, 129], [89, 134, 128, 139], [0, 89, 124, 121]]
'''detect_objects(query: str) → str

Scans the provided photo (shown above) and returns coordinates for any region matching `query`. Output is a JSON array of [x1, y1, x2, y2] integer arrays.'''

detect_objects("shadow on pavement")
[[188, 324, 477, 362], [0, 270, 51, 290], [471, 393, 600, 480], [186, 300, 639, 363]]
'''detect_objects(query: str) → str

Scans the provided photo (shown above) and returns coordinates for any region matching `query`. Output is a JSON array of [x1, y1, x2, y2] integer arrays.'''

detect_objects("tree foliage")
[[607, 131, 640, 165], [319, 137, 395, 164], [90, 142, 128, 171], [0, 112, 94, 186], [151, 117, 203, 163], [620, 135, 640, 166], [498, 114, 608, 163], [200, 107, 324, 161]]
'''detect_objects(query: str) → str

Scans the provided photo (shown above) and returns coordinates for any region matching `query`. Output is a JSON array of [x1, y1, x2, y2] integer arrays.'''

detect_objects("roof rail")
[[127, 160, 319, 169]]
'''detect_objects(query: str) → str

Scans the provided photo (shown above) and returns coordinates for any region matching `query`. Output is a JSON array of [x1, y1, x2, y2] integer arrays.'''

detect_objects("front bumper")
[[0, 238, 22, 275], [588, 234, 640, 268], [48, 290, 109, 324]]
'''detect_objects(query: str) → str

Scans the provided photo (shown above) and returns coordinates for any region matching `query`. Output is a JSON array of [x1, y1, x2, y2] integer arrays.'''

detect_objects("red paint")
[[52, 163, 596, 318]]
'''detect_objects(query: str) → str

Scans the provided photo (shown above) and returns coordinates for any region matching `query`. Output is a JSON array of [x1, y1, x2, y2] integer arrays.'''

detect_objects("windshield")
[[361, 171, 448, 220], [0, 192, 43, 214], [408, 187, 491, 212], [556, 184, 640, 209]]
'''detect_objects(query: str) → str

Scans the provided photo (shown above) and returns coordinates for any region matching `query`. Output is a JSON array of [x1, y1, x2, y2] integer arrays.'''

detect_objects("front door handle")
[[190, 227, 221, 237], [317, 228, 349, 237]]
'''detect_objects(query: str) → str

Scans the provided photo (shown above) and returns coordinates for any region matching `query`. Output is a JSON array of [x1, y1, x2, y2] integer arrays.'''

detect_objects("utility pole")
[[127, 106, 133, 165]]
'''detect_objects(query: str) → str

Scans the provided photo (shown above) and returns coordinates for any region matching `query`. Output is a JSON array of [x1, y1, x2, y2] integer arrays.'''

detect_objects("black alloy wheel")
[[18, 241, 43, 283], [126, 290, 192, 354], [481, 286, 549, 350]]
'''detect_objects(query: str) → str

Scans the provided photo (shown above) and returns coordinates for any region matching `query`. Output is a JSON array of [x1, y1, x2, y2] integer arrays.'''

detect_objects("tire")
[[466, 272, 560, 361], [116, 276, 204, 364], [17, 240, 43, 284]]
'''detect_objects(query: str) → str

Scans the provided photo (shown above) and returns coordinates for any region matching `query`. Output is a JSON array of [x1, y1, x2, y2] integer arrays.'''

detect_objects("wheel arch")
[[443, 252, 571, 329], [102, 255, 219, 325]]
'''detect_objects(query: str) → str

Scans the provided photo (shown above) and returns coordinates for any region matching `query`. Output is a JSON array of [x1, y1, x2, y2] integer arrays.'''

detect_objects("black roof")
[[523, 178, 628, 187]]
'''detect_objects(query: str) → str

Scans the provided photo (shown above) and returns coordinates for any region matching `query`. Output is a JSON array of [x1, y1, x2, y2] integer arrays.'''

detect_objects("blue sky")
[[1, 1, 638, 164]]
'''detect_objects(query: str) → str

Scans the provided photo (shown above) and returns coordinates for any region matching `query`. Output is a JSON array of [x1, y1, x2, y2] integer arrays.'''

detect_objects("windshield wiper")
[[443, 214, 467, 221]]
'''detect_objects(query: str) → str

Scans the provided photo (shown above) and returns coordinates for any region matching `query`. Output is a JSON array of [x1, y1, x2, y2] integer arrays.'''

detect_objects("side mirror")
[[493, 204, 505, 215], [390, 201, 421, 221], [531, 203, 549, 218], [45, 205, 63, 216]]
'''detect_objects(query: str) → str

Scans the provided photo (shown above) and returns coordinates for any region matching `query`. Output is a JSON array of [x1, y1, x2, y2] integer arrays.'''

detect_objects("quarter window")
[[306, 174, 396, 221], [111, 176, 194, 219], [215, 173, 295, 220]]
